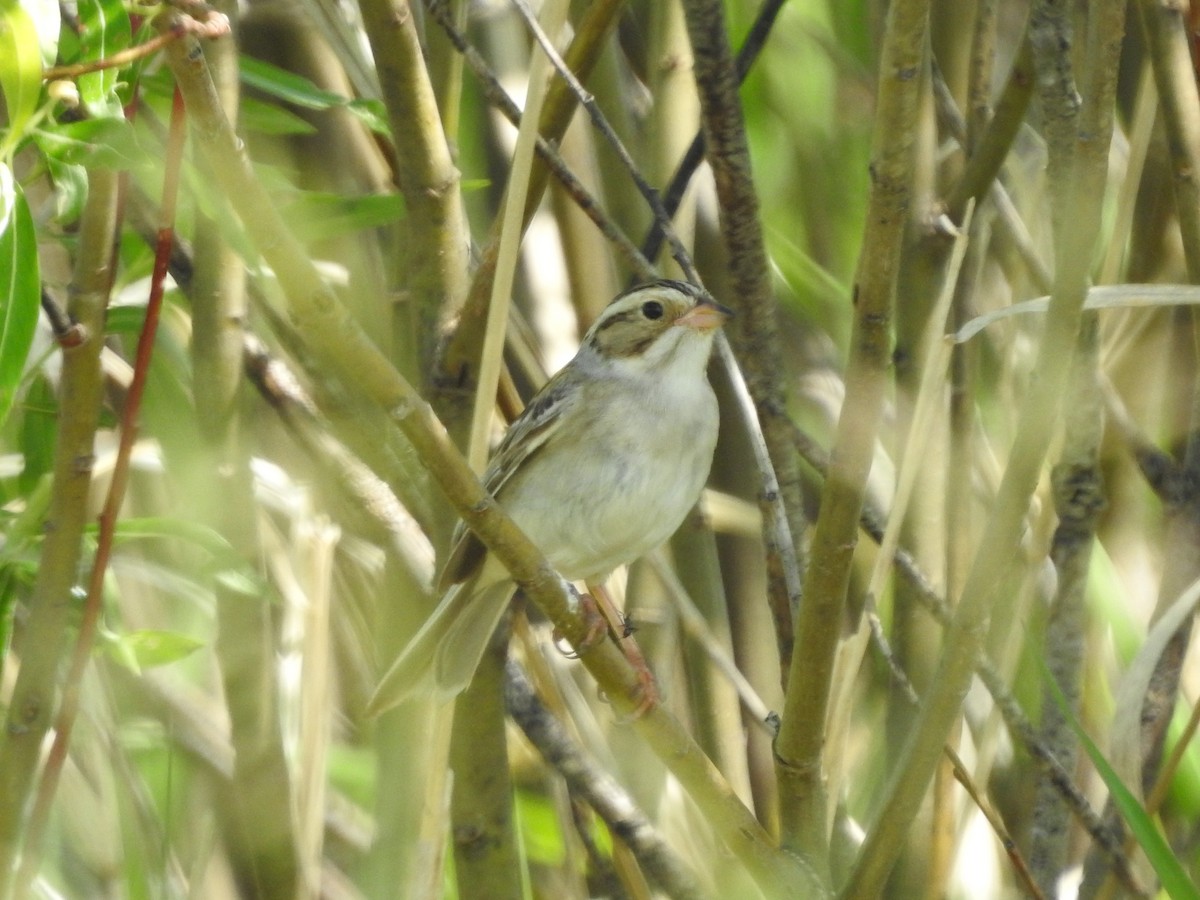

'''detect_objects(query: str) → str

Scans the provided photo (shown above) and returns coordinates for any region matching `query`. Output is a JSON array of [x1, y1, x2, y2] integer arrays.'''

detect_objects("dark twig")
[[505, 663, 712, 900], [509, 0, 698, 283], [640, 0, 788, 265], [422, 0, 654, 278], [39, 289, 74, 341]]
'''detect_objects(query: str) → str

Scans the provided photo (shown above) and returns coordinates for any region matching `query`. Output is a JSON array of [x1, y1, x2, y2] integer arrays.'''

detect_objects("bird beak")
[[675, 297, 734, 331]]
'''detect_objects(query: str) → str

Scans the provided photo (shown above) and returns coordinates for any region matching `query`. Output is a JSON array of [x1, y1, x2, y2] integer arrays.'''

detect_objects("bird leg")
[[553, 585, 608, 658], [584, 580, 659, 717]]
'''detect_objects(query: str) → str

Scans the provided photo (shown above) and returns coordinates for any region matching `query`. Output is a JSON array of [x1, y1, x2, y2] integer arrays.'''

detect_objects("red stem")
[[16, 84, 188, 887]]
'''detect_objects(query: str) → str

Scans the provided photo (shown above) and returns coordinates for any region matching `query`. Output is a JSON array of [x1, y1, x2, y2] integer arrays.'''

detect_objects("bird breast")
[[500, 374, 719, 583]]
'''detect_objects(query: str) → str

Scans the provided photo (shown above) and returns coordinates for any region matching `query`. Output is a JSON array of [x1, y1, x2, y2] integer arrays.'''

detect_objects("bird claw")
[[553, 585, 660, 719], [627, 666, 659, 718], [553, 590, 608, 659]]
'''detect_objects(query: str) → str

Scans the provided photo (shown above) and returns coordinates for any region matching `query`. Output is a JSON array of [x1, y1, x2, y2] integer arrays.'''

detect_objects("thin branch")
[[421, 0, 654, 279], [640, 0, 788, 265], [944, 34, 1036, 214], [773, 0, 928, 869], [17, 85, 187, 893], [505, 663, 713, 900], [1030, 316, 1106, 895], [680, 0, 807, 692], [0, 169, 119, 893]]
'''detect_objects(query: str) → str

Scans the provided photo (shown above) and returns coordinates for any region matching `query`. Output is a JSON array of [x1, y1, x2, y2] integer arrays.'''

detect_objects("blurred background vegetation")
[[3, 0, 1200, 897]]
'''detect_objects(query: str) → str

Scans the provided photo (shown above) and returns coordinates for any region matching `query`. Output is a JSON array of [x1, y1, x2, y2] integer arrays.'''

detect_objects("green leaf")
[[86, 516, 236, 559], [0, 164, 40, 429], [75, 0, 130, 115], [345, 98, 390, 136], [1042, 661, 1200, 899], [239, 94, 318, 136], [17, 375, 56, 495], [110, 628, 204, 670], [239, 56, 390, 135], [515, 790, 567, 866], [34, 117, 144, 170], [281, 190, 407, 242], [46, 155, 89, 223], [0, 1, 43, 154]]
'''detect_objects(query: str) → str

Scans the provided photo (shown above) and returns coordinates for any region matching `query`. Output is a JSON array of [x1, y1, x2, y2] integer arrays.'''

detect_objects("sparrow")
[[369, 279, 732, 712]]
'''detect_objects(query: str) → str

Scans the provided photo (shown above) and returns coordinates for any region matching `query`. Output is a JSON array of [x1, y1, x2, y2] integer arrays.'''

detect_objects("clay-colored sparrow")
[[369, 280, 732, 711]]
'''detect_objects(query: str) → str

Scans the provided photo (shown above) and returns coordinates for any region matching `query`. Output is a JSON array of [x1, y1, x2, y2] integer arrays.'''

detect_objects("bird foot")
[[553, 589, 608, 659], [626, 666, 659, 719]]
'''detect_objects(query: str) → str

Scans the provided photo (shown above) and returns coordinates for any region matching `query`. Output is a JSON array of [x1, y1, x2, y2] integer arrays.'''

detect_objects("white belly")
[[503, 381, 718, 582]]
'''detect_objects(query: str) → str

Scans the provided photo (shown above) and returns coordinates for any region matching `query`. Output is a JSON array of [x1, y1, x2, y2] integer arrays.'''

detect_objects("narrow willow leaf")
[[239, 94, 319, 136], [75, 0, 130, 115], [239, 56, 390, 135], [34, 117, 144, 170], [954, 284, 1200, 344], [86, 515, 236, 559], [0, 0, 43, 154], [1042, 661, 1200, 899], [0, 165, 39, 428], [110, 629, 204, 670], [282, 190, 407, 242]]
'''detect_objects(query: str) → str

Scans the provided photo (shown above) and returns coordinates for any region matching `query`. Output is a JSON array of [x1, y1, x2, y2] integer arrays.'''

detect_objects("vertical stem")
[[0, 168, 118, 896], [1031, 317, 1105, 894], [359, 0, 471, 384], [770, 0, 929, 869], [449, 632, 523, 899], [194, 9, 302, 895], [1080, 0, 1200, 889]]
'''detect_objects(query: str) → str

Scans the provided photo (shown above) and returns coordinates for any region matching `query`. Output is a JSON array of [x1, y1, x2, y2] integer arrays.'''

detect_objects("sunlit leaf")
[[75, 0, 130, 116], [0, 1, 43, 154], [109, 628, 205, 670], [0, 165, 39, 429]]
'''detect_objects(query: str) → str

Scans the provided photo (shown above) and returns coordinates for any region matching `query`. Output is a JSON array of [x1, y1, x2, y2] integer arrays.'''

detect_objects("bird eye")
[[641, 300, 664, 320]]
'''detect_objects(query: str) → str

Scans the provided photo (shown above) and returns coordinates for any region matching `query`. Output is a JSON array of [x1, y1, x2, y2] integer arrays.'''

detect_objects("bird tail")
[[367, 578, 515, 715]]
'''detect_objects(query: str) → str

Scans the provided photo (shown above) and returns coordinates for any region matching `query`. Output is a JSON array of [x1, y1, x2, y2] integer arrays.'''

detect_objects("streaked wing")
[[483, 368, 577, 496], [438, 367, 578, 589]]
